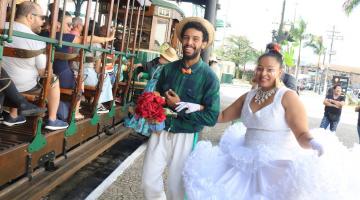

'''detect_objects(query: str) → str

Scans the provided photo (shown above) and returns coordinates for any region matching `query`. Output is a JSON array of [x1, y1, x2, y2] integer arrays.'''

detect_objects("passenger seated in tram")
[[0, 68, 46, 123], [2, 1, 68, 130], [83, 25, 114, 114], [46, 10, 115, 120]]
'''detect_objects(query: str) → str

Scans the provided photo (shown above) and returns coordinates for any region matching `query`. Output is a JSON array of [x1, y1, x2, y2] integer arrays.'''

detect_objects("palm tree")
[[343, 0, 360, 15], [305, 35, 325, 92], [305, 35, 325, 68], [290, 18, 308, 80]]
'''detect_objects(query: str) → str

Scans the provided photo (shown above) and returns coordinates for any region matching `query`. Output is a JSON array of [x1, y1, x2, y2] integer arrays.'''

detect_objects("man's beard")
[[183, 46, 201, 60]]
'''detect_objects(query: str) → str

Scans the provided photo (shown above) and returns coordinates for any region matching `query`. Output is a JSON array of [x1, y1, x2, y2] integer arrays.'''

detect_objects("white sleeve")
[[35, 54, 47, 70]]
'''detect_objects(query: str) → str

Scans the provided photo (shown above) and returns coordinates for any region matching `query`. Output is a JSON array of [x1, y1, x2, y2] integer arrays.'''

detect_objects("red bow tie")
[[181, 68, 192, 74]]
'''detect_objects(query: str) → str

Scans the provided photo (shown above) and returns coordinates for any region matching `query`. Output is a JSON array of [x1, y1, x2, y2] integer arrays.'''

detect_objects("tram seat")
[[60, 88, 74, 96], [83, 85, 97, 99], [21, 93, 40, 102]]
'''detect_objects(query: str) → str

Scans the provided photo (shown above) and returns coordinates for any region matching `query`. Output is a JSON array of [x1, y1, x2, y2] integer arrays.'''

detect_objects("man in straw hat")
[[142, 17, 220, 200], [126, 46, 178, 137], [135, 44, 178, 81]]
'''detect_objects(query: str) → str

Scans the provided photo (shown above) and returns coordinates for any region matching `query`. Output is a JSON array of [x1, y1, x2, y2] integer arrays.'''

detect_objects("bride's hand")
[[309, 138, 324, 156]]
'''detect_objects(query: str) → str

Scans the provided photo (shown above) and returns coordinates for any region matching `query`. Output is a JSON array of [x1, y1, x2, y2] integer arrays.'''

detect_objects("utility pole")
[[278, 0, 286, 37], [323, 25, 343, 94]]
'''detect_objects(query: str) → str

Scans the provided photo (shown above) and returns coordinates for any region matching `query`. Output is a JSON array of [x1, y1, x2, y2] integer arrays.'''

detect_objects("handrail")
[[0, 30, 136, 57], [58, 0, 67, 48], [6, 0, 16, 43]]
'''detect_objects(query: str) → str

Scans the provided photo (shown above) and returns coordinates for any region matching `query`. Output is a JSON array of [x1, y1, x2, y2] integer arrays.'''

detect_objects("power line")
[[326, 25, 343, 64], [323, 25, 343, 94]]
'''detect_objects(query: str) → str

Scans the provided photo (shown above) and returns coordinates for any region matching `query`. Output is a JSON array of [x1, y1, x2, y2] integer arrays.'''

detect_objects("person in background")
[[47, 10, 115, 120], [319, 84, 345, 132], [209, 56, 221, 82], [281, 72, 297, 92], [126, 46, 178, 137], [70, 17, 83, 36], [134, 43, 172, 81], [2, 1, 67, 130], [356, 104, 360, 143], [0, 68, 46, 122]]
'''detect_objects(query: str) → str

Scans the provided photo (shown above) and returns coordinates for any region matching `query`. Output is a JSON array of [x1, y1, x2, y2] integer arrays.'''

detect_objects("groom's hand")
[[165, 89, 180, 108]]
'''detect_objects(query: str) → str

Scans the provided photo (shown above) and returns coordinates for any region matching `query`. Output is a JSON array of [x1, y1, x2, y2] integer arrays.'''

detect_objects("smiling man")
[[141, 17, 220, 200]]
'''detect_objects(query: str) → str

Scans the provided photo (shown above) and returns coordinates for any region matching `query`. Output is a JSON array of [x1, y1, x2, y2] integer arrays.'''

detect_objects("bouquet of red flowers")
[[135, 92, 166, 123]]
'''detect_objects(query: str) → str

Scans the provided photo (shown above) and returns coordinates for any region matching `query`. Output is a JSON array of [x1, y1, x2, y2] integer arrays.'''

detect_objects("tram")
[[0, 0, 183, 199]]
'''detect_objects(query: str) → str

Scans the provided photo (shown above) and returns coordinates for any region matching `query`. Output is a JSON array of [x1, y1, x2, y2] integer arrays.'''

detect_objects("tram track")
[[0, 124, 135, 200]]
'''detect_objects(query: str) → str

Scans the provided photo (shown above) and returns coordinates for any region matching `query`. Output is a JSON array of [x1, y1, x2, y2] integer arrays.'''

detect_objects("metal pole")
[[202, 0, 218, 64]]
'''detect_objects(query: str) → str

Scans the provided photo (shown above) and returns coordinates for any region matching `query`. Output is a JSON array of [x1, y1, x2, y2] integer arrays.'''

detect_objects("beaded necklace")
[[254, 87, 277, 104]]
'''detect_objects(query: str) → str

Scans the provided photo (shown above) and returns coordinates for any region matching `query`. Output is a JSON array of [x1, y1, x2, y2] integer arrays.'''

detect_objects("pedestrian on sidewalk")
[[356, 104, 360, 143], [141, 17, 220, 200], [319, 84, 345, 132]]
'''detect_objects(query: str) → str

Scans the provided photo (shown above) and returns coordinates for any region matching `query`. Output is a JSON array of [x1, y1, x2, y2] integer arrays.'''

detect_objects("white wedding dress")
[[183, 86, 360, 200]]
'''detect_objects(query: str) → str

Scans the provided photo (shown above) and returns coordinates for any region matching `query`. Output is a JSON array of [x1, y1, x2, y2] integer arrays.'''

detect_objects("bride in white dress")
[[182, 44, 360, 200]]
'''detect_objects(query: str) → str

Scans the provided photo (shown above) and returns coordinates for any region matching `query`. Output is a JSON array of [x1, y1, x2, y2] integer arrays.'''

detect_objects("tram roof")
[[98, 0, 151, 7], [168, 0, 206, 6]]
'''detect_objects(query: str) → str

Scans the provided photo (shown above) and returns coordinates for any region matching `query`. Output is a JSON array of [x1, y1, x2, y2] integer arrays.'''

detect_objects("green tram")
[[0, 0, 183, 199]]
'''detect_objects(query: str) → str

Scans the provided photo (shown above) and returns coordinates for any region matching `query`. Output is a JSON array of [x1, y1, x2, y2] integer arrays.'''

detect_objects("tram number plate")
[[157, 7, 171, 18]]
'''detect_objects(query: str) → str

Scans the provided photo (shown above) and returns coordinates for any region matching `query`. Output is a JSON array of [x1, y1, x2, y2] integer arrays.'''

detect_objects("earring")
[[275, 77, 282, 88]]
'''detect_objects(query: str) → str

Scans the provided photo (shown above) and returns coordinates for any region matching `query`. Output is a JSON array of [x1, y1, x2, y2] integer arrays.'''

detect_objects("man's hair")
[[15, 1, 40, 19], [180, 21, 209, 43], [49, 9, 71, 23], [333, 84, 341, 90], [72, 17, 83, 26]]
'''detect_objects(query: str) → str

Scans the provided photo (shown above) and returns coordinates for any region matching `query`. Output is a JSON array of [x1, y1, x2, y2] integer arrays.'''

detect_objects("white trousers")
[[142, 131, 194, 200]]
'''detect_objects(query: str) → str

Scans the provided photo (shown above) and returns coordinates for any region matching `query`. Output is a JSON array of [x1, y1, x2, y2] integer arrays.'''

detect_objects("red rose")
[[135, 92, 166, 123]]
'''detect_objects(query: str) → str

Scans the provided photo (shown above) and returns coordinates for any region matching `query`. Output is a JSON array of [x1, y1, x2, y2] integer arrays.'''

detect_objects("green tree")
[[290, 18, 308, 80], [343, 0, 360, 15], [305, 35, 326, 92], [216, 36, 259, 78], [305, 35, 325, 68]]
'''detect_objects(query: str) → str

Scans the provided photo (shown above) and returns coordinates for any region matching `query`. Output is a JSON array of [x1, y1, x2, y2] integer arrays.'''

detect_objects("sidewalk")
[[90, 123, 230, 200]]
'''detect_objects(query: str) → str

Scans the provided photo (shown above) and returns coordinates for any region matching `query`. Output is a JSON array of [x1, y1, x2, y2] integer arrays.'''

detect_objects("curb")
[[85, 143, 147, 200]]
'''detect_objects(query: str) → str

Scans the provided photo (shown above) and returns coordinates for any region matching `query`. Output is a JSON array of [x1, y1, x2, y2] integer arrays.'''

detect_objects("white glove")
[[309, 138, 324, 156], [175, 102, 201, 114]]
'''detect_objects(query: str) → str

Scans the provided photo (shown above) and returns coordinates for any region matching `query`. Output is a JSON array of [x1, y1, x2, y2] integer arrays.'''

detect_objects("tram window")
[[154, 19, 168, 50]]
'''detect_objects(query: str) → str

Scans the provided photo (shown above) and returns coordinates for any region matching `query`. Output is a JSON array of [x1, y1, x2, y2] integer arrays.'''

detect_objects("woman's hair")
[[257, 43, 283, 67]]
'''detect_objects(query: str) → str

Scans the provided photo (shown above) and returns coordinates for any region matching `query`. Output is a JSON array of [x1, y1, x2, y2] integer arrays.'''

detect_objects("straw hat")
[[161, 47, 179, 62], [16, 0, 29, 4], [175, 17, 215, 49]]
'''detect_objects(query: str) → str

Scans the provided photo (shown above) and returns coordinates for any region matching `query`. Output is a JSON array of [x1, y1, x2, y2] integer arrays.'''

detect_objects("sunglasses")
[[32, 13, 46, 21]]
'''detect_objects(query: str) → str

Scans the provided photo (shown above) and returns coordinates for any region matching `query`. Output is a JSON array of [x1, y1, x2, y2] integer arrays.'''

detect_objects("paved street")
[[92, 84, 359, 200]]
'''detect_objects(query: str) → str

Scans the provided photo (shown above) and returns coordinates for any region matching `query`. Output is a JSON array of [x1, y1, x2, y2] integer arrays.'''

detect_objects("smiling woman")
[[183, 42, 360, 200]]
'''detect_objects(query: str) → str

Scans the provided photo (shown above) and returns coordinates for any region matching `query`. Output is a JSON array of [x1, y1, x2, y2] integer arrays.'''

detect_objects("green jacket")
[[156, 59, 220, 133]]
